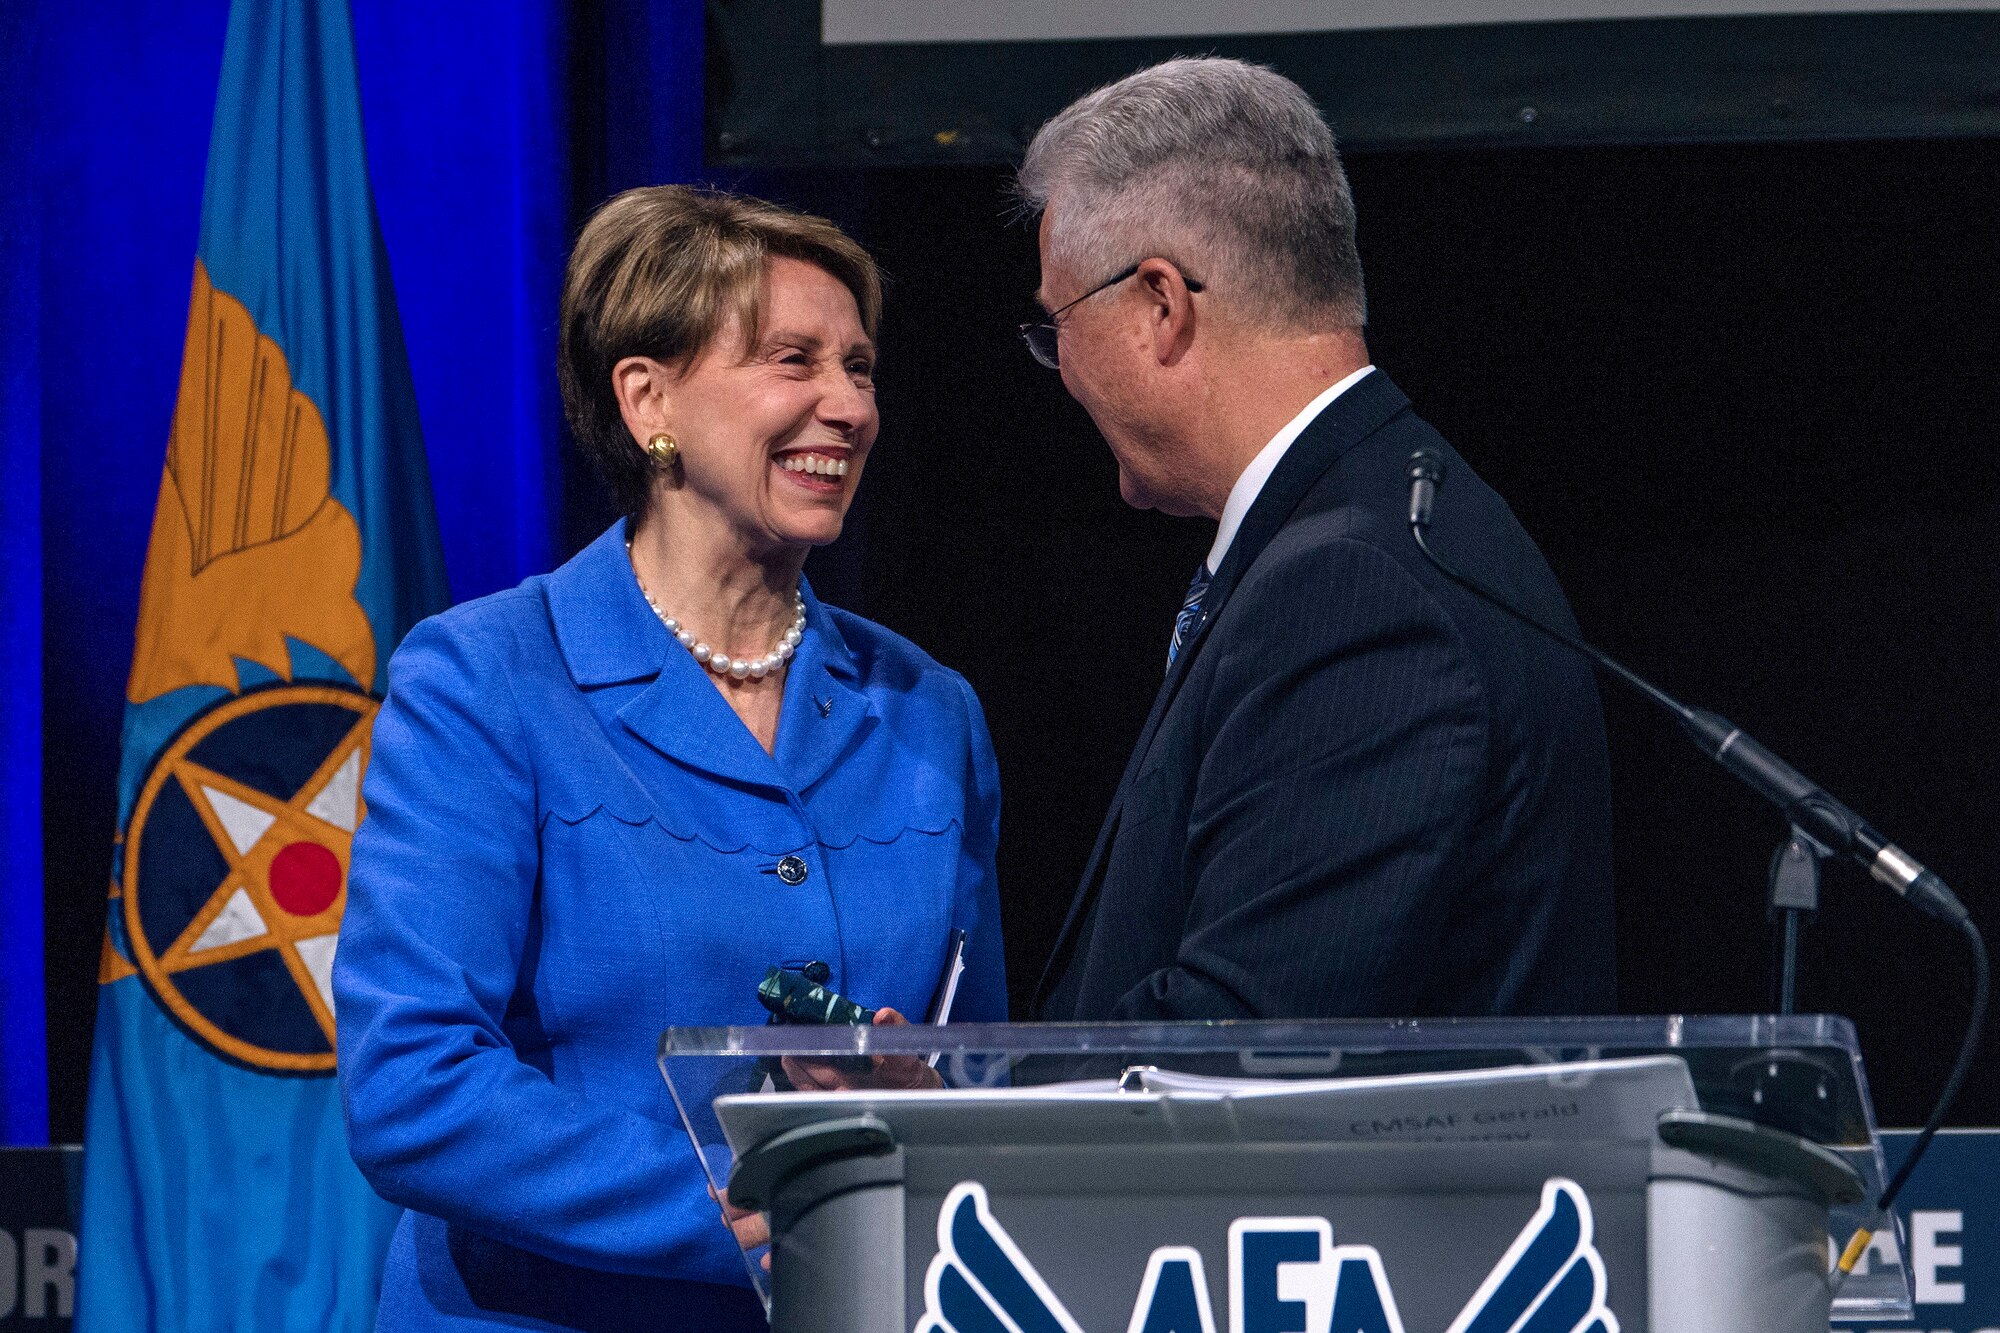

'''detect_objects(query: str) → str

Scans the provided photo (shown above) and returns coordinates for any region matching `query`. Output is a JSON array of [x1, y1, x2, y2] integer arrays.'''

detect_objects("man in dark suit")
[[1020, 57, 1615, 1021]]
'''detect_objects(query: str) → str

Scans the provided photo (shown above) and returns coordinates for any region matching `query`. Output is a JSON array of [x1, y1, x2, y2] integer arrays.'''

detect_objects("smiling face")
[[644, 256, 879, 557]]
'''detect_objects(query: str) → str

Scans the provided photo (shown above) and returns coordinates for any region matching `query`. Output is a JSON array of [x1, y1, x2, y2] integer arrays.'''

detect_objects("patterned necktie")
[[1168, 563, 1212, 670]]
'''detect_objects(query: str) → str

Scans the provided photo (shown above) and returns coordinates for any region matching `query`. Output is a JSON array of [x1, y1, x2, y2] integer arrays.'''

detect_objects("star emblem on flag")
[[120, 683, 378, 1073]]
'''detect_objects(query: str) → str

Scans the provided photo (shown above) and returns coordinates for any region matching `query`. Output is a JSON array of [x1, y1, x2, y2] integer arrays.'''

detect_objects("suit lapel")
[[772, 586, 880, 796], [548, 524, 870, 793], [1201, 369, 1409, 622], [616, 582, 878, 794], [615, 669, 784, 790], [1033, 370, 1413, 1013]]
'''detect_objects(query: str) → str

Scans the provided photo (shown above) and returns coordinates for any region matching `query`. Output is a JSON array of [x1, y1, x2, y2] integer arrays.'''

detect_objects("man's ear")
[[1137, 259, 1198, 366], [612, 355, 673, 444]]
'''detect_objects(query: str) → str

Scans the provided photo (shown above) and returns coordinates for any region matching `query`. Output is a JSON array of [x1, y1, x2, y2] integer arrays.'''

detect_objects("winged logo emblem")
[[1444, 1179, 1618, 1333], [916, 1178, 1618, 1333], [917, 1180, 1086, 1333]]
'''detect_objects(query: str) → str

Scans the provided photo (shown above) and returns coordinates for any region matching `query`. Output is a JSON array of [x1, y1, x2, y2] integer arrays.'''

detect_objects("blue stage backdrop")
[[11, 0, 703, 1147], [0, 0, 48, 1148]]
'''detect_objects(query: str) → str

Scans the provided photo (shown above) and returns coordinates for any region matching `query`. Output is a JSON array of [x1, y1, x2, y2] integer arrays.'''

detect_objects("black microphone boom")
[[1676, 709, 1965, 925], [1402, 450, 1966, 926], [1403, 448, 1986, 1249]]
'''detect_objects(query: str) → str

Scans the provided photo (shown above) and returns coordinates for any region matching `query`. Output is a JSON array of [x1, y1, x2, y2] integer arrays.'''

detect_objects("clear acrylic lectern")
[[659, 1015, 1911, 1332]]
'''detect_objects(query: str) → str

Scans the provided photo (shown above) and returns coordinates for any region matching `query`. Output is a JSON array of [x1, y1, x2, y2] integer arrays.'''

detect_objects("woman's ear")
[[611, 355, 671, 444]]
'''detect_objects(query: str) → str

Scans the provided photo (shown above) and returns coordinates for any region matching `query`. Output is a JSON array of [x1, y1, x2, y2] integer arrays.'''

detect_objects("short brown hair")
[[558, 186, 883, 517]]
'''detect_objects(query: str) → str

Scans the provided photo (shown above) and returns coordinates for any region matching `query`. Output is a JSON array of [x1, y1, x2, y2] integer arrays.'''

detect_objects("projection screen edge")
[[823, 0, 2000, 47]]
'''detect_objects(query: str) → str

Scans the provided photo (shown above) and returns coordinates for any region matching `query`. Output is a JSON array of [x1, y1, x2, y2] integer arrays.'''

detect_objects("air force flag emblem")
[[916, 1179, 1618, 1333]]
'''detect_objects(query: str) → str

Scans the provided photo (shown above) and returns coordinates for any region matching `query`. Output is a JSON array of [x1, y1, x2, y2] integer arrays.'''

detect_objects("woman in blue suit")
[[334, 187, 1006, 1331]]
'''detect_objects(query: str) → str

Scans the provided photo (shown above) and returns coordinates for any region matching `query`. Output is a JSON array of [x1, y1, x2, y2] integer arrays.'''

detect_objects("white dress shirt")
[[1204, 365, 1376, 575]]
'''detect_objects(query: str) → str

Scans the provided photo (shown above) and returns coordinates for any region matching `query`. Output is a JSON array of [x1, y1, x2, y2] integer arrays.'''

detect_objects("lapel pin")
[[814, 695, 833, 718]]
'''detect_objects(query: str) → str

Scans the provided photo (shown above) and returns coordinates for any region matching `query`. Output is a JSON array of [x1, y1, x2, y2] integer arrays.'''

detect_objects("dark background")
[[29, 5, 1998, 1139], [757, 140, 2000, 1129]]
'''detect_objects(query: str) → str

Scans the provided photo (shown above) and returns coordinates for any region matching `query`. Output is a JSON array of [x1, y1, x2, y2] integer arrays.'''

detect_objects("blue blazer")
[[335, 523, 1006, 1332], [1037, 369, 1615, 1021]]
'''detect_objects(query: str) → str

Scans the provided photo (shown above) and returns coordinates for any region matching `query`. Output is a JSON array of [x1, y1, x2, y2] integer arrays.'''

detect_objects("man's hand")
[[780, 1006, 943, 1091]]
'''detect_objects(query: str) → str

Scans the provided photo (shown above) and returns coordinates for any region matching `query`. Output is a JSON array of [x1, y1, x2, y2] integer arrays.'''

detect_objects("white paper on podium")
[[715, 1055, 1697, 1155]]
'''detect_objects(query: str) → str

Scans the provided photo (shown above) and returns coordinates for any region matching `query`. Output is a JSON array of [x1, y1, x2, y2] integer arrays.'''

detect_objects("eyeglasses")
[[1018, 261, 1205, 370]]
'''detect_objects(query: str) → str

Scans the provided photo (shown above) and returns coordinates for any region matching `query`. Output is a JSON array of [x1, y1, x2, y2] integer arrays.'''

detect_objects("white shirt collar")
[[1204, 365, 1375, 574]]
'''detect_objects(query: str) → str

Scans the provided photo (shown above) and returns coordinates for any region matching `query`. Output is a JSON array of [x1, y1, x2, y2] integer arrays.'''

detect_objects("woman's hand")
[[780, 1006, 944, 1091], [723, 1010, 939, 1274], [711, 1184, 772, 1270], [718, 1192, 771, 1253]]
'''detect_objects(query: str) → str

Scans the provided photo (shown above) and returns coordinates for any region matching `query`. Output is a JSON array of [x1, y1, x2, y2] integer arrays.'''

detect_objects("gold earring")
[[646, 432, 679, 469]]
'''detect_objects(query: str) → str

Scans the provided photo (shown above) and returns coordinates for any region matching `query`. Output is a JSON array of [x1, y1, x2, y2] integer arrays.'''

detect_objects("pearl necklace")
[[627, 542, 805, 681]]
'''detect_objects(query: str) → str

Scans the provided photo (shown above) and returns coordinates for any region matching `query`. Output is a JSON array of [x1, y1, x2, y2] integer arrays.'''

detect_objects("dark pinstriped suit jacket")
[[1035, 369, 1616, 1020]]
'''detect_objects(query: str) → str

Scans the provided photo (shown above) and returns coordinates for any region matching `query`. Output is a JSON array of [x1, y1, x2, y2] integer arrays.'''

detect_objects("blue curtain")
[[1, 0, 49, 1146], [5, 0, 705, 1145]]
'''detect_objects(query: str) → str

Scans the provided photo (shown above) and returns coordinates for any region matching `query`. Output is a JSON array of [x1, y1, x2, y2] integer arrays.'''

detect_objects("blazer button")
[[776, 855, 809, 886]]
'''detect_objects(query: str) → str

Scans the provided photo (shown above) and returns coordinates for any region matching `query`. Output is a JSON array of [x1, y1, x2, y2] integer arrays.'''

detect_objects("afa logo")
[[917, 1178, 1617, 1333], [117, 684, 375, 1074]]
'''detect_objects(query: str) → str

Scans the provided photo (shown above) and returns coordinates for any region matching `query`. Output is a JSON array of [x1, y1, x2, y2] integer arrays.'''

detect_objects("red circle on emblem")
[[269, 841, 342, 917]]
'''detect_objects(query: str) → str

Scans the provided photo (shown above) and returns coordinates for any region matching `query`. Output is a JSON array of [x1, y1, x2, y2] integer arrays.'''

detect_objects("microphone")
[[1407, 450, 1445, 529], [1416, 448, 1992, 1256], [1403, 450, 1966, 926], [1404, 449, 1989, 1266]]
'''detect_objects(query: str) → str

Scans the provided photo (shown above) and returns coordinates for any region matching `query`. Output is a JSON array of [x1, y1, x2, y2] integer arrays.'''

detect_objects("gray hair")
[[1017, 57, 1365, 331]]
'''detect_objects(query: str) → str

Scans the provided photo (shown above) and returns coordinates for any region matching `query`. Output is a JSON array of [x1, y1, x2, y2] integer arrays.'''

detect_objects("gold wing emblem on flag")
[[126, 260, 377, 703]]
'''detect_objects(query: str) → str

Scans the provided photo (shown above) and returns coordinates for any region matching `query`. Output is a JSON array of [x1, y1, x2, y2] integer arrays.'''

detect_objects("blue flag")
[[77, 0, 449, 1327]]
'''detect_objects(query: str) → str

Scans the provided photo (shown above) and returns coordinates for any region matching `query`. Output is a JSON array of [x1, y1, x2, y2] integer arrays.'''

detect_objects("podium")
[[659, 1016, 1912, 1332]]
